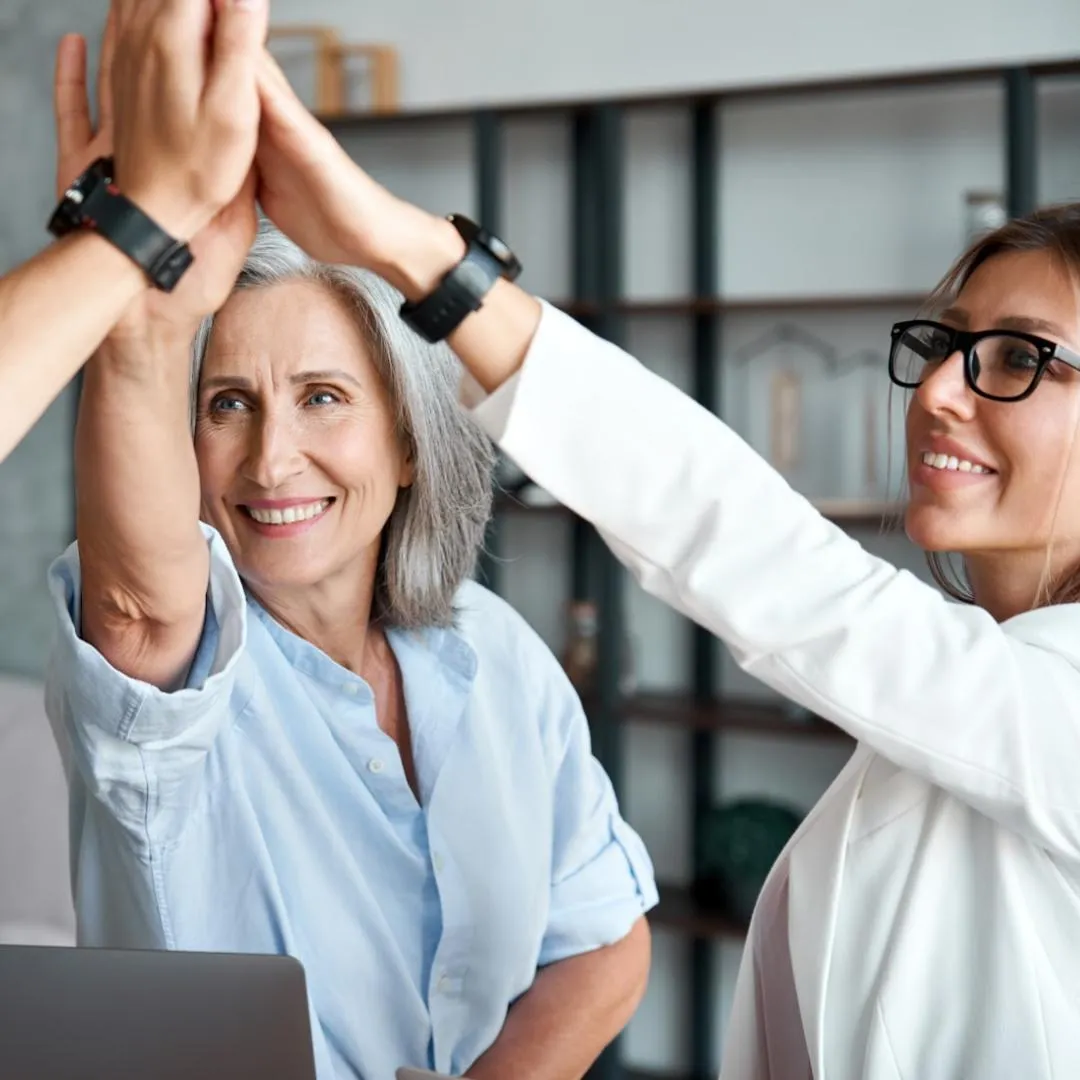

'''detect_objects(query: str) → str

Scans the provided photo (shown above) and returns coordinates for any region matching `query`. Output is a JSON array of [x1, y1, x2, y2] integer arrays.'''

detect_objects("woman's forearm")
[[0, 232, 146, 464], [465, 918, 651, 1080], [76, 326, 209, 688]]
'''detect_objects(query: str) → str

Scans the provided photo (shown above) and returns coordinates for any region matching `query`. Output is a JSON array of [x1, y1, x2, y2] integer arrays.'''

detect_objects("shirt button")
[[367, 759, 385, 774], [433, 853, 444, 873], [436, 973, 450, 994], [342, 682, 359, 695]]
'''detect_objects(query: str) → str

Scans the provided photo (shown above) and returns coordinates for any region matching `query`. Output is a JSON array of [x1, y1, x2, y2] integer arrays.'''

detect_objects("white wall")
[[270, 0, 1080, 109]]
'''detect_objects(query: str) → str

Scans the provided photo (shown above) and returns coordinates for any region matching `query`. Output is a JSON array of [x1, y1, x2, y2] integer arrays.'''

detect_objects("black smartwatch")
[[47, 157, 194, 293], [400, 214, 522, 343]]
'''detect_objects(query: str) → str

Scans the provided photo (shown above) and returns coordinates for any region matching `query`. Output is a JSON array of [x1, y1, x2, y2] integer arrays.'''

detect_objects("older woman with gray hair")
[[45, 222, 656, 1080]]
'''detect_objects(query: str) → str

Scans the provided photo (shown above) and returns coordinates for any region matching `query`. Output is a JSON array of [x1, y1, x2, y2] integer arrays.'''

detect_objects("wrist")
[[121, 185, 211, 245], [372, 207, 467, 302]]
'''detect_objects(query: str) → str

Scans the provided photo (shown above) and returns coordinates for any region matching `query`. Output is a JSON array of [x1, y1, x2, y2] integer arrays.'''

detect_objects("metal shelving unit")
[[322, 56, 1067, 1079]]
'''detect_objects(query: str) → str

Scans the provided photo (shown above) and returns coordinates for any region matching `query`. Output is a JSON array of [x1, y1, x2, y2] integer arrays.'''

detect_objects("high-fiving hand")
[[54, 0, 267, 342], [253, 49, 465, 301], [108, 0, 266, 242]]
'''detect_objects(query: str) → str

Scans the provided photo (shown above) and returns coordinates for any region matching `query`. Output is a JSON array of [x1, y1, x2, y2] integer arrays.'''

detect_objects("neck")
[[965, 543, 1080, 621], [248, 562, 383, 675]]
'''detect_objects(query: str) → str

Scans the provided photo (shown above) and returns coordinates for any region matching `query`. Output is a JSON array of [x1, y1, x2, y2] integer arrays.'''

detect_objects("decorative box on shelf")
[[335, 43, 399, 116], [267, 24, 400, 116]]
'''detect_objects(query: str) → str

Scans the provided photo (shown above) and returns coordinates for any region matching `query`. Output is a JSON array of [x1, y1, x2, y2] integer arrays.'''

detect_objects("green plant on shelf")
[[693, 799, 802, 924]]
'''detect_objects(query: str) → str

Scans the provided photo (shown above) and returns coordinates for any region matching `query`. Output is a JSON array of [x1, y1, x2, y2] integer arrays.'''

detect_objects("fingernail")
[[233, 0, 264, 9]]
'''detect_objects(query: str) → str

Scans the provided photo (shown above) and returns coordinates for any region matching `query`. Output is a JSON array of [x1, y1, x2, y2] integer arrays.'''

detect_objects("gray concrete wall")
[[0, 0, 108, 674]]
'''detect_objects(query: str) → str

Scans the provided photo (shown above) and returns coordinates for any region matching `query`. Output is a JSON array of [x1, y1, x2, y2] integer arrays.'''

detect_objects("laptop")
[[0, 944, 317, 1080]]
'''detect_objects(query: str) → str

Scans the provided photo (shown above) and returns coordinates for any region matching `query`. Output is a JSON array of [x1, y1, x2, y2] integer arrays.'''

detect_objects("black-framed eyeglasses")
[[888, 319, 1080, 402]]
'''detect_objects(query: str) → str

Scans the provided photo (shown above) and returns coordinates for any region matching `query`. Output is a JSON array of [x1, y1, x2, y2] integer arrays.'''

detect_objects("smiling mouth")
[[920, 451, 994, 475], [241, 498, 334, 525]]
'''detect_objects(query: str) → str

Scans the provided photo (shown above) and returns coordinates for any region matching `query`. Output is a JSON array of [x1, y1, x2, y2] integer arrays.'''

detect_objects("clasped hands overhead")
[[53, 0, 458, 342]]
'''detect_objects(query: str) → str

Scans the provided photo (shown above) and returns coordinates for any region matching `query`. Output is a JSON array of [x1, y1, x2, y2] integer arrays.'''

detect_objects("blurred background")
[[0, 0, 1078, 1076]]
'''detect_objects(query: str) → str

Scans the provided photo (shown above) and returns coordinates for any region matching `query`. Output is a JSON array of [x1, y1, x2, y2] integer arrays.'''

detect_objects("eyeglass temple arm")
[[1054, 342, 1080, 373]]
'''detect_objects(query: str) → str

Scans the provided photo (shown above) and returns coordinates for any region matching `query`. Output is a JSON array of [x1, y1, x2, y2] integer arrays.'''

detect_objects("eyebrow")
[[938, 307, 1066, 338], [994, 316, 1068, 338], [200, 369, 365, 392], [938, 307, 969, 327]]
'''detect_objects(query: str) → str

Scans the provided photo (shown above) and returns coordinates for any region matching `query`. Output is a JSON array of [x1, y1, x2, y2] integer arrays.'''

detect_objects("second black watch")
[[400, 214, 522, 344], [47, 157, 194, 293]]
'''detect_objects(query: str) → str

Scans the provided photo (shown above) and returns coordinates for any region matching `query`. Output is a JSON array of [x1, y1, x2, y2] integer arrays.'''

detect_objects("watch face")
[[456, 253, 497, 295], [448, 212, 521, 279], [57, 157, 111, 215], [73, 157, 112, 195], [487, 233, 513, 264], [49, 160, 109, 238]]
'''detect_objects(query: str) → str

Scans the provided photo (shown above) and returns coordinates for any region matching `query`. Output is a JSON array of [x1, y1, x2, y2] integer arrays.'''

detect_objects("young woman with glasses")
[[476, 209, 1080, 1077], [196, 45, 1080, 1076]]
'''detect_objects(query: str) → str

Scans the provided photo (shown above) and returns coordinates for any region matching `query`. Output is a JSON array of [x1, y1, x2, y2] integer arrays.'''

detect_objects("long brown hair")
[[918, 202, 1080, 607]]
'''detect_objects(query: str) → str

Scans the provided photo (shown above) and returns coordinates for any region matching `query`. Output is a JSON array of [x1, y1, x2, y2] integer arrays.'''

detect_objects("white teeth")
[[247, 500, 329, 525], [921, 451, 990, 474]]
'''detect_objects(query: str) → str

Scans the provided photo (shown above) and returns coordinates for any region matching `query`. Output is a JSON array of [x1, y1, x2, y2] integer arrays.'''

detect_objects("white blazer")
[[464, 302, 1080, 1079]]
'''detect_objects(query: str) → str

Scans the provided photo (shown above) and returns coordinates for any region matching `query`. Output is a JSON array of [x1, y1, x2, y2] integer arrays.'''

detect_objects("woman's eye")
[[210, 395, 247, 413], [306, 390, 340, 407], [1002, 348, 1040, 371], [926, 332, 953, 359]]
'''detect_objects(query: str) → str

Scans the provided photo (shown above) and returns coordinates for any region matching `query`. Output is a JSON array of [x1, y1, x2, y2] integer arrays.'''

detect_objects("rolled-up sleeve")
[[539, 689, 658, 966], [44, 524, 248, 851]]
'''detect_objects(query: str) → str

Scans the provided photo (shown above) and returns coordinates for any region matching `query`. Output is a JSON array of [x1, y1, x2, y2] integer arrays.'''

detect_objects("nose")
[[241, 410, 307, 491], [913, 349, 977, 420]]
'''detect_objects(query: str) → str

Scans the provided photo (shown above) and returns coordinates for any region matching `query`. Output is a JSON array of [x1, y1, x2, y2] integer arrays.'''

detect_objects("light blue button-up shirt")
[[45, 527, 657, 1080]]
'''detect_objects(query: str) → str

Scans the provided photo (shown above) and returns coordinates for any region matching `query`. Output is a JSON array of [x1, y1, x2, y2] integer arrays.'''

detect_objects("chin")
[[904, 502, 954, 553], [904, 500, 987, 555], [237, 555, 335, 594]]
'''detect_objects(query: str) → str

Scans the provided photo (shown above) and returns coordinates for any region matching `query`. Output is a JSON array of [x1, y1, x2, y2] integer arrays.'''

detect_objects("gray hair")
[[190, 222, 494, 630]]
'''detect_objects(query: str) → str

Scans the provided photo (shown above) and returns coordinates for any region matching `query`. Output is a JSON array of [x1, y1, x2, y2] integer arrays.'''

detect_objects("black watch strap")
[[400, 214, 522, 344], [48, 157, 194, 293], [400, 247, 503, 345]]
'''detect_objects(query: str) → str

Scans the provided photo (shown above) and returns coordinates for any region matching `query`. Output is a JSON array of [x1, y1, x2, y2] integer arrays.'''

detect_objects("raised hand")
[[253, 49, 392, 265], [109, 0, 266, 240], [253, 49, 454, 293], [54, 0, 267, 341]]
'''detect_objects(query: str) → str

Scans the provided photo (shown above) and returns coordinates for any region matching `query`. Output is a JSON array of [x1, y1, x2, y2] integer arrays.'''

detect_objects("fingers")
[[110, 0, 141, 31], [204, 0, 268, 115], [106, 0, 267, 236], [95, 4, 118, 136], [256, 48, 316, 136], [256, 48, 297, 101], [54, 34, 91, 164]]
